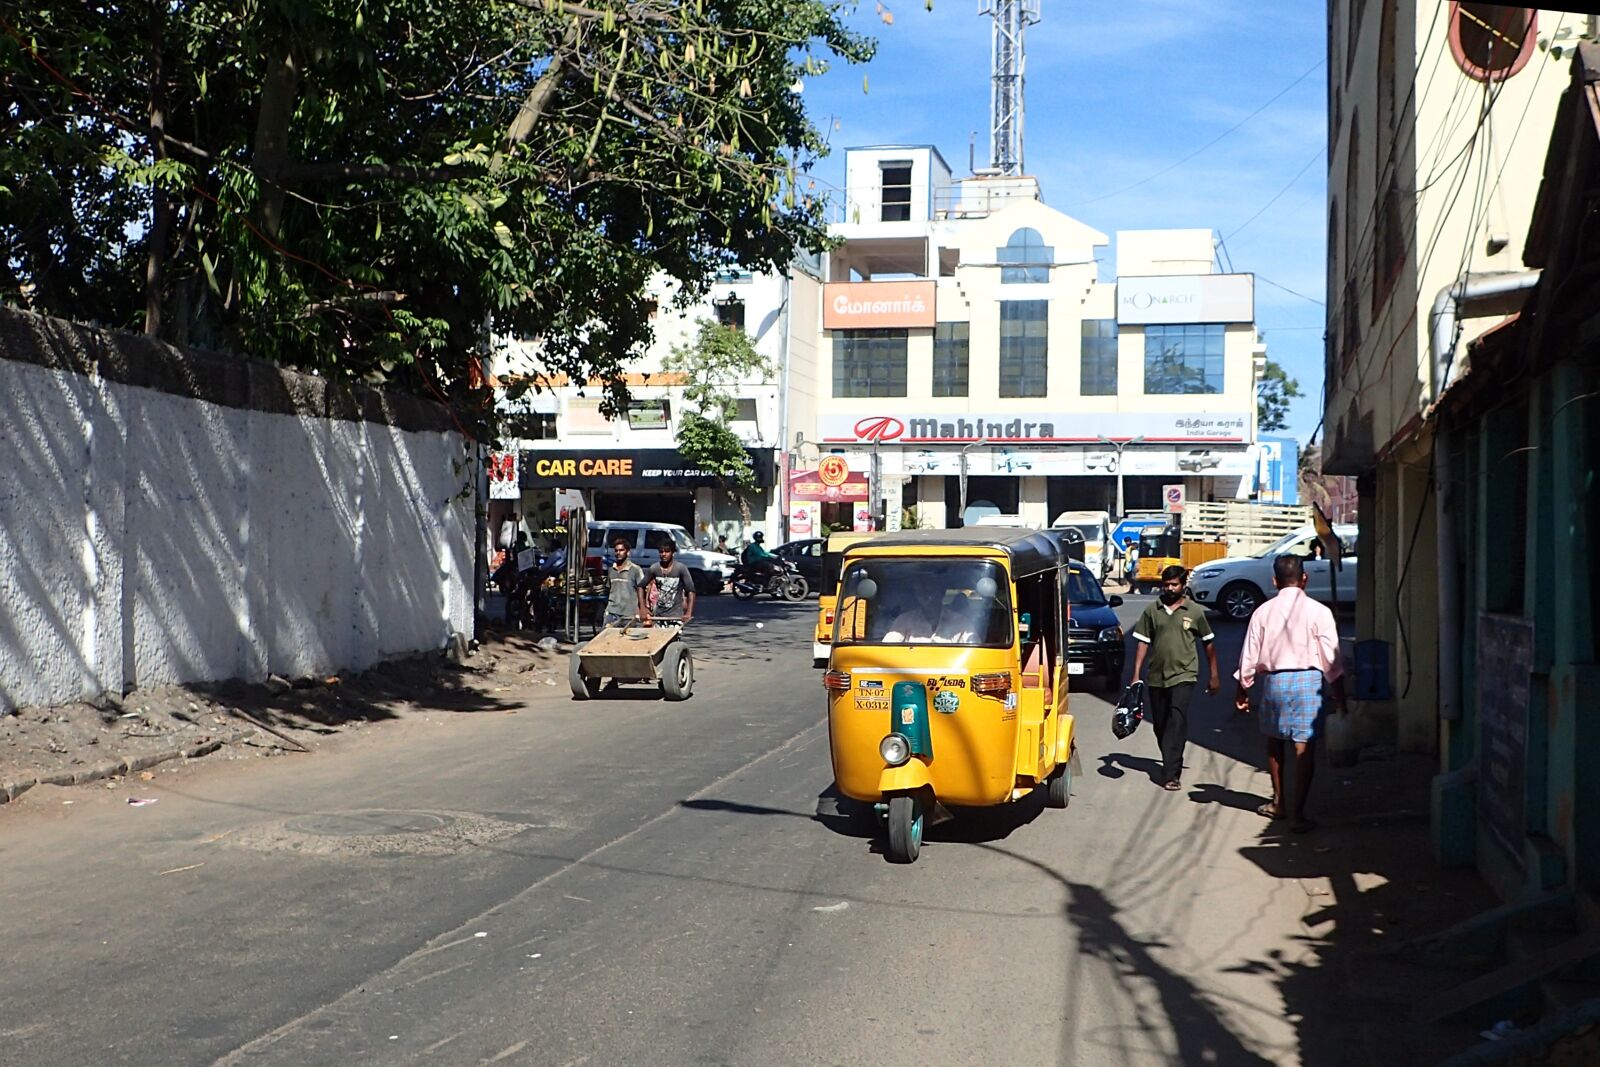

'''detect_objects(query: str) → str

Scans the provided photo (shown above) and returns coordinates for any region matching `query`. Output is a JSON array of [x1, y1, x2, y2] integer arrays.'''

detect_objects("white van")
[[971, 514, 1042, 529], [1052, 510, 1113, 582], [584, 521, 738, 595]]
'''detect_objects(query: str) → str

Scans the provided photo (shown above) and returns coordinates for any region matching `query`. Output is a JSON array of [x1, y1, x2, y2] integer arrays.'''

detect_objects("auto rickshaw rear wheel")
[[1045, 761, 1072, 809], [886, 792, 925, 863]]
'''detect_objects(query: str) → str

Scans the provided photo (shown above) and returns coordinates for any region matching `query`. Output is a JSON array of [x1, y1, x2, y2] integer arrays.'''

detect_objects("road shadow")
[[686, 781, 1050, 851], [1098, 752, 1164, 783]]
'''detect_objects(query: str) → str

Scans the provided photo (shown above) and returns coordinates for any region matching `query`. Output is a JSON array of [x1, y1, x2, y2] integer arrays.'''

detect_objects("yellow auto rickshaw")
[[822, 528, 1077, 863], [813, 530, 880, 668]]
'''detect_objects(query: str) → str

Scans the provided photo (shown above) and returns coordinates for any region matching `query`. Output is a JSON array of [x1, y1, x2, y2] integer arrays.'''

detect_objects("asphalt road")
[[0, 592, 1308, 1066]]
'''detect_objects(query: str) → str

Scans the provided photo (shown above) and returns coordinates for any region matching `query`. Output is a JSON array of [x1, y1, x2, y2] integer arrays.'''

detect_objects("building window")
[[734, 397, 759, 422], [933, 322, 970, 397], [833, 329, 908, 397], [997, 227, 1053, 284], [713, 296, 745, 331], [1144, 324, 1225, 395], [504, 411, 557, 440], [1081, 319, 1118, 396], [999, 301, 1048, 398], [880, 162, 913, 222], [1449, 5, 1535, 82]]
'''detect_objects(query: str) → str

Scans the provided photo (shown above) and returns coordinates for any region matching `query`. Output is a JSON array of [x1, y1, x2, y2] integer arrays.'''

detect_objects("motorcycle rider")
[[741, 530, 781, 592]]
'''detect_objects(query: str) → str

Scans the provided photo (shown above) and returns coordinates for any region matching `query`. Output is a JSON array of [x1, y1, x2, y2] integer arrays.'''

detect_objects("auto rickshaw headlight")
[[879, 733, 911, 766]]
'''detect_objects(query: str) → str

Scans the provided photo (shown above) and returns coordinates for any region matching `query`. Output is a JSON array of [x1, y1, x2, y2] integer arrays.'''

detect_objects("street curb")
[[0, 727, 254, 805]]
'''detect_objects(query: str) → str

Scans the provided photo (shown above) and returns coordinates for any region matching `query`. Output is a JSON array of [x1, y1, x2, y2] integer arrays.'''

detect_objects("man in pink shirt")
[[1233, 554, 1347, 833]]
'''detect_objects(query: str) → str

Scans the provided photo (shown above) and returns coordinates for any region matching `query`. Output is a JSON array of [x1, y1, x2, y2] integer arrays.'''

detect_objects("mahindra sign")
[[823, 281, 936, 329], [817, 412, 1250, 444]]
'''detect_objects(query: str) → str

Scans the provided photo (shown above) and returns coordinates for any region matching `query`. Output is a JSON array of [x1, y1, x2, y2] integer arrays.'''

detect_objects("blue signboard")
[[1111, 519, 1167, 552]]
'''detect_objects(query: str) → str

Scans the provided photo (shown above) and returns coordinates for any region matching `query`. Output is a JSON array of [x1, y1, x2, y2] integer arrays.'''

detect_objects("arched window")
[[1344, 108, 1361, 274], [1449, 4, 1535, 81], [1327, 199, 1341, 377], [997, 227, 1052, 284]]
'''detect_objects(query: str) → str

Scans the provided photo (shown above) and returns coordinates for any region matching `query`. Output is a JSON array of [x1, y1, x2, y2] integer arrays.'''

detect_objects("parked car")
[[1065, 560, 1125, 694], [583, 521, 738, 595], [772, 538, 824, 589], [1186, 524, 1358, 621]]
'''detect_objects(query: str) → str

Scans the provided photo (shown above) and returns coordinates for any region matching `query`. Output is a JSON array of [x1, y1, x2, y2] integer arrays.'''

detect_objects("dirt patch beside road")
[[0, 626, 577, 803]]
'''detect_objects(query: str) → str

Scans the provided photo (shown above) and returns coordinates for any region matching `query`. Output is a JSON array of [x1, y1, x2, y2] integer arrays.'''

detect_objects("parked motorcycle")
[[730, 559, 809, 602]]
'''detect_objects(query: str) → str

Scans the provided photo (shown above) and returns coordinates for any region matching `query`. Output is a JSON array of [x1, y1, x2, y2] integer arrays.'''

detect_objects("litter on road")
[[126, 797, 158, 807]]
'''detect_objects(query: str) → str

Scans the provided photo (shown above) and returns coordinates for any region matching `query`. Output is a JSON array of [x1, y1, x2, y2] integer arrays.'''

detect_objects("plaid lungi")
[[1254, 668, 1326, 742]]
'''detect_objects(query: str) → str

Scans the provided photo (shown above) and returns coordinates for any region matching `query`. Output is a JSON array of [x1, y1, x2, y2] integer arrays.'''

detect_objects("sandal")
[[1256, 803, 1284, 820], [1162, 779, 1182, 792]]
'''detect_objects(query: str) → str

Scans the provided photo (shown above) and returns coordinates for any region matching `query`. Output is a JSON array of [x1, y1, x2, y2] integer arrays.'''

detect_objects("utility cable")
[[1069, 59, 1324, 208]]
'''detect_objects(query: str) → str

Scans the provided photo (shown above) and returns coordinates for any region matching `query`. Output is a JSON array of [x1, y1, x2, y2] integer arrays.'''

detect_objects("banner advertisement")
[[488, 451, 520, 500], [789, 503, 817, 538]]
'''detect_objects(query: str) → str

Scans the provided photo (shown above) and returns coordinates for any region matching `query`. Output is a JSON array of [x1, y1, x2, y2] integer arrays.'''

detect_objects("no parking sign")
[[1163, 484, 1185, 514]]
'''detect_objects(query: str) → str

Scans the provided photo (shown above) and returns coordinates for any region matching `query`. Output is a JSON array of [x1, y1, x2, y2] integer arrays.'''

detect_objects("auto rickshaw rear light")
[[879, 733, 911, 766], [972, 672, 1011, 694], [823, 670, 852, 691], [824, 609, 835, 625]]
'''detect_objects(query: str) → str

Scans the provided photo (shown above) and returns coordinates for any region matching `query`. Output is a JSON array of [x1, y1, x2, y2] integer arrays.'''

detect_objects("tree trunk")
[[144, 3, 171, 336], [252, 49, 300, 241]]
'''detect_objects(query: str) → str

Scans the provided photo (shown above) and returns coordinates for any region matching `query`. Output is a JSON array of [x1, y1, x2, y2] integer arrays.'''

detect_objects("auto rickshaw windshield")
[[834, 559, 1012, 647]]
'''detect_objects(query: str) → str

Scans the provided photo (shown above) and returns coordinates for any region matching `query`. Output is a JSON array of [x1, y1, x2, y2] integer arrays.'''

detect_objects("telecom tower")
[[979, 0, 1040, 176]]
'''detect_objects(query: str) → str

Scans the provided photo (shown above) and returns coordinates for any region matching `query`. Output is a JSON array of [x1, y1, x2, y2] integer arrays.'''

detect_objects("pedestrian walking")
[[603, 536, 648, 627], [1127, 565, 1220, 790], [645, 541, 695, 625], [1233, 554, 1347, 833]]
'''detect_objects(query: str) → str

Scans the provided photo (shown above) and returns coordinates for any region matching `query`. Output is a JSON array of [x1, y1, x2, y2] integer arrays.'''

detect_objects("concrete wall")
[[0, 311, 473, 712]]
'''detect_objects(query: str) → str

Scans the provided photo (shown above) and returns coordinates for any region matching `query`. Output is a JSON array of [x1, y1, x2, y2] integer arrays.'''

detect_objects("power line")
[[1256, 273, 1325, 307], [1069, 59, 1324, 208], [1224, 146, 1325, 242]]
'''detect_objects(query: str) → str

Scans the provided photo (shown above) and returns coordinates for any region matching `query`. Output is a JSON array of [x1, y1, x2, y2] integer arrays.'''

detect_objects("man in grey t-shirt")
[[604, 537, 647, 626], [645, 541, 695, 624]]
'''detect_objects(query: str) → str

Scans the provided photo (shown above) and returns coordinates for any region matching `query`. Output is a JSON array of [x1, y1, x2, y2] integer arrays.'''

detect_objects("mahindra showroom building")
[[792, 145, 1266, 531]]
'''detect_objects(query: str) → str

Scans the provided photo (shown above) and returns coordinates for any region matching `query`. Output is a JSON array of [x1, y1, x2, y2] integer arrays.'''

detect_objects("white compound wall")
[[0, 311, 474, 712]]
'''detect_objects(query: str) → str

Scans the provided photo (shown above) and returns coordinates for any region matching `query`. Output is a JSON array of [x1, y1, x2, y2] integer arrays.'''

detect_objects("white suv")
[[1186, 525, 1358, 621], [584, 521, 738, 595]]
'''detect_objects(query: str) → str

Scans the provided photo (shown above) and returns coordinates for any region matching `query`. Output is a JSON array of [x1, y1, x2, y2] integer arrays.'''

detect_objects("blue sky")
[[801, 0, 1328, 441]]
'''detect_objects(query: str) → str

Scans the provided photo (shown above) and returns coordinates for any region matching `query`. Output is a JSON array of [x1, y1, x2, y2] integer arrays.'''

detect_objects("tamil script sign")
[[789, 468, 869, 502], [817, 411, 1250, 445], [822, 280, 936, 330], [1116, 273, 1254, 325]]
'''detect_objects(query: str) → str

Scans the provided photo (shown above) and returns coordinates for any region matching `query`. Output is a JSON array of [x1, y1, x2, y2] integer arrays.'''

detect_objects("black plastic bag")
[[1111, 680, 1146, 740]]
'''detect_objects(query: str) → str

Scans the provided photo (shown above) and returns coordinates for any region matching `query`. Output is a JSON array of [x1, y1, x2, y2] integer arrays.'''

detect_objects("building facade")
[[792, 145, 1267, 534], [1323, 3, 1569, 763], [493, 264, 821, 548]]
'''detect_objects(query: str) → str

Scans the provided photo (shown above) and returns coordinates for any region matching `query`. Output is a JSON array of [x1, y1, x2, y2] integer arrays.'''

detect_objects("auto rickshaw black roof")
[[844, 527, 1066, 580]]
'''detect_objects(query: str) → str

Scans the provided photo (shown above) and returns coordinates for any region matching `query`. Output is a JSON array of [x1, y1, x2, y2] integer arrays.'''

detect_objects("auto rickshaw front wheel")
[[886, 792, 926, 863]]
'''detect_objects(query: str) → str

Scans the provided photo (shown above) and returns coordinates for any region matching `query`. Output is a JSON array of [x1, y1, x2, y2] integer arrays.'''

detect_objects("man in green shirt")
[[1128, 564, 1220, 790]]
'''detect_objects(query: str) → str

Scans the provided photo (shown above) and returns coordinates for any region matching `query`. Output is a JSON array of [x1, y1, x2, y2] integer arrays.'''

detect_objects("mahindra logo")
[[854, 416, 904, 442]]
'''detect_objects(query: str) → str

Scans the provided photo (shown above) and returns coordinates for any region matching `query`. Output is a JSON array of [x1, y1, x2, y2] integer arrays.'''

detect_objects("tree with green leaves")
[[1256, 358, 1301, 433], [0, 1, 871, 433], [660, 318, 771, 490]]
